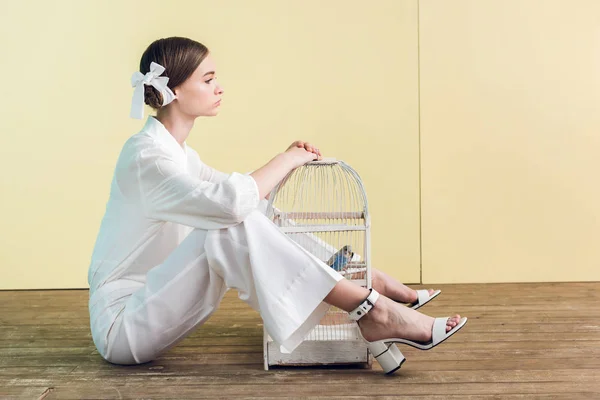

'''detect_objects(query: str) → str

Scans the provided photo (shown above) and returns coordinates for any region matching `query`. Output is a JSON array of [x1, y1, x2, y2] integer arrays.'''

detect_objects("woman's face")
[[172, 54, 224, 117]]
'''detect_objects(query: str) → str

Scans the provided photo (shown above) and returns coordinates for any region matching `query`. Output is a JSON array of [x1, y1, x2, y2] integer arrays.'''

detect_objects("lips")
[[214, 99, 221, 106]]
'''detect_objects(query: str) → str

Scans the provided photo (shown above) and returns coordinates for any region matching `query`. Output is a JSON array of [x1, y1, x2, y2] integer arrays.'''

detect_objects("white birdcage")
[[263, 158, 373, 370]]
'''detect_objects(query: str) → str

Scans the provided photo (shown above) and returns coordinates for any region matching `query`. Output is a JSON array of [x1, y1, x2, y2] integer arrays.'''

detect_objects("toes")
[[442, 314, 463, 332]]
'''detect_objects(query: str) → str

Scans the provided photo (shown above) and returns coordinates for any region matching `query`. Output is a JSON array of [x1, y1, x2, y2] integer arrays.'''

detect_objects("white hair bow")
[[130, 61, 177, 119]]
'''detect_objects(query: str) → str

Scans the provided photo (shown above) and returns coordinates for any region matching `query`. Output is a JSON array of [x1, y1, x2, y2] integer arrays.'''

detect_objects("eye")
[[205, 76, 216, 84]]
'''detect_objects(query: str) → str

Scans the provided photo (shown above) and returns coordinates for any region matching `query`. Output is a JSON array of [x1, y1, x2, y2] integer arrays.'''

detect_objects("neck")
[[155, 108, 195, 147]]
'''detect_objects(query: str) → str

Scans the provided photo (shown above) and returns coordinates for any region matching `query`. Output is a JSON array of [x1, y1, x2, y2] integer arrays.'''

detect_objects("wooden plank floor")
[[1, 282, 600, 399]]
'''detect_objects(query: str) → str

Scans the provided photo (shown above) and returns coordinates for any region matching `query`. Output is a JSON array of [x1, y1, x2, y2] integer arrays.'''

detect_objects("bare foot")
[[358, 294, 461, 343], [371, 269, 436, 304]]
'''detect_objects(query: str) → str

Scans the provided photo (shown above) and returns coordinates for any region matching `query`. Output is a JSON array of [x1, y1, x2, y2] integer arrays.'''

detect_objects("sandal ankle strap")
[[349, 288, 380, 321]]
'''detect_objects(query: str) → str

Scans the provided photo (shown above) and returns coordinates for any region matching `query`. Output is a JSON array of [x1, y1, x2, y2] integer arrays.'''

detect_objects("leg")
[[325, 279, 462, 343], [98, 228, 228, 365], [207, 211, 455, 348], [204, 211, 344, 353], [346, 268, 437, 304], [371, 269, 436, 304], [95, 210, 456, 365], [98, 210, 345, 364]]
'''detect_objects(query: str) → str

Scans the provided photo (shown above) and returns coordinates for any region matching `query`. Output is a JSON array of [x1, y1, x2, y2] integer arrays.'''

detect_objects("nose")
[[215, 82, 224, 95]]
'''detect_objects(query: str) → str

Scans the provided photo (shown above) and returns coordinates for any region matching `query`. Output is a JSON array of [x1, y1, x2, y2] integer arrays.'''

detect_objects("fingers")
[[305, 148, 318, 161], [286, 140, 304, 151], [302, 142, 322, 157], [290, 146, 318, 164], [289, 140, 323, 160]]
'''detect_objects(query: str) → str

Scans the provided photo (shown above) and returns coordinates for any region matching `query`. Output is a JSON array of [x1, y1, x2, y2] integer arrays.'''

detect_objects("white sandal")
[[409, 289, 442, 310], [350, 288, 468, 374]]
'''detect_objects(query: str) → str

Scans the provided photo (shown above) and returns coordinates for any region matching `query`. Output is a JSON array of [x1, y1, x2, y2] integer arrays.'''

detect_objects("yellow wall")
[[0, 0, 421, 289], [419, 0, 600, 283], [2, 1, 598, 289]]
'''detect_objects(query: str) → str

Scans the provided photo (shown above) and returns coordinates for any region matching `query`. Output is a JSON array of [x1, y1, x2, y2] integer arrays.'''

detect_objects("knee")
[[97, 341, 141, 365], [100, 347, 156, 366], [101, 352, 140, 366], [93, 327, 155, 366]]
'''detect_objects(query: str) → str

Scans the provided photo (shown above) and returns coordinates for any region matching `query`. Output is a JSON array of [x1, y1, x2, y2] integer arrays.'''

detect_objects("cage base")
[[265, 339, 371, 370]]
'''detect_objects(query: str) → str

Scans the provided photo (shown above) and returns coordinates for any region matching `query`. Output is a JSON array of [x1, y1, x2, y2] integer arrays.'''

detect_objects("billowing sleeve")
[[199, 163, 230, 184], [200, 165, 270, 215], [190, 149, 270, 214], [135, 146, 260, 229]]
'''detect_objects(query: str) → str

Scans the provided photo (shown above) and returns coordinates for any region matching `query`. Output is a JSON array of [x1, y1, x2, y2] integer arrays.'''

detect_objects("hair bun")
[[144, 85, 164, 109]]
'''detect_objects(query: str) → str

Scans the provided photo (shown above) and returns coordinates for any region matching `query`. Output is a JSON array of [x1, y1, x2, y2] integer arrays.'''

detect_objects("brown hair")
[[139, 37, 209, 110]]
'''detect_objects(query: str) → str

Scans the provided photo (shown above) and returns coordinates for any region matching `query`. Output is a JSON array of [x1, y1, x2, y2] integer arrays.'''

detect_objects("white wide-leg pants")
[[90, 210, 343, 365]]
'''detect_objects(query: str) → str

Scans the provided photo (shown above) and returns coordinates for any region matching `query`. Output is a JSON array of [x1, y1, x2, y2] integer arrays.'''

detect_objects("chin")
[[196, 110, 220, 118]]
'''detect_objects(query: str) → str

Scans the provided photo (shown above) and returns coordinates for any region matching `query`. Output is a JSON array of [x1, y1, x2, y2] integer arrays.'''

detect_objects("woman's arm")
[[194, 144, 317, 200], [130, 144, 318, 229], [250, 147, 318, 199]]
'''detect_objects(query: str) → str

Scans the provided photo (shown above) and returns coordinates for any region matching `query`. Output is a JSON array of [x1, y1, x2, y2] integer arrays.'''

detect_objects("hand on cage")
[[283, 146, 320, 169], [286, 140, 322, 160]]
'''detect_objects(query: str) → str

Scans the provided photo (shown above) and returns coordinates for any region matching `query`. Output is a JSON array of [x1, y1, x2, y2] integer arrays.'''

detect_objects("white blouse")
[[88, 116, 261, 293]]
